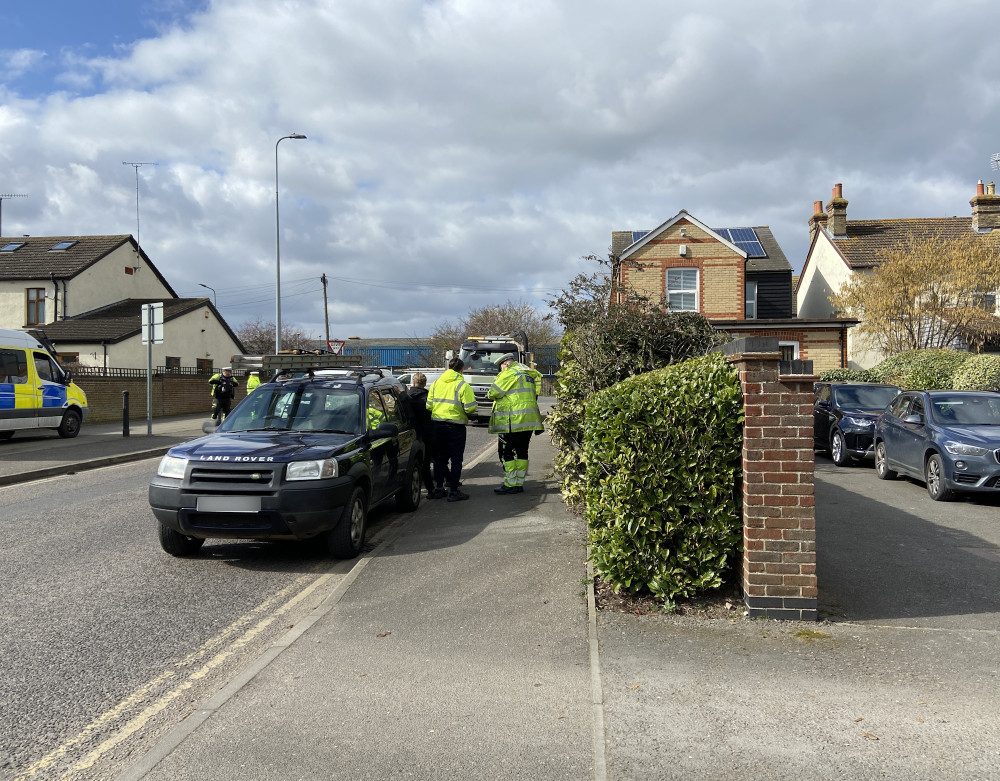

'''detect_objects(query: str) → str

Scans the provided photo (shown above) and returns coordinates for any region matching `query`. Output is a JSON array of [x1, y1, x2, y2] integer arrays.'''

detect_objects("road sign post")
[[141, 303, 164, 435]]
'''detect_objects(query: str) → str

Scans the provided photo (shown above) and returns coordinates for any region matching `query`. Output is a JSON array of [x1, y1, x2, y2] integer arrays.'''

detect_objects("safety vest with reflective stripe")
[[487, 362, 543, 434], [427, 370, 477, 423]]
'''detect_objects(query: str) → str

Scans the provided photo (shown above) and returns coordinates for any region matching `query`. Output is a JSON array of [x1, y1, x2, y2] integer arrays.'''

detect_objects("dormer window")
[[49, 241, 77, 251], [1, 242, 25, 252]]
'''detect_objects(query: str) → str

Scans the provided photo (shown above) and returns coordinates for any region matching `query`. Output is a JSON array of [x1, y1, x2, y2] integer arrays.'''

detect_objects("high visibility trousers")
[[498, 431, 532, 487]]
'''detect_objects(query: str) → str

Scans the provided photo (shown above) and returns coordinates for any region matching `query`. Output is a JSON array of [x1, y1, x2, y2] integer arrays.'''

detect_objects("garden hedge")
[[584, 352, 743, 603], [818, 348, 1000, 390]]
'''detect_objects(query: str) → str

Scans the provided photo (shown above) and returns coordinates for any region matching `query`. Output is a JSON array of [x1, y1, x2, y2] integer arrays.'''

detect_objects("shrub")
[[818, 368, 880, 383], [869, 349, 972, 390], [584, 353, 743, 603], [951, 354, 1000, 391]]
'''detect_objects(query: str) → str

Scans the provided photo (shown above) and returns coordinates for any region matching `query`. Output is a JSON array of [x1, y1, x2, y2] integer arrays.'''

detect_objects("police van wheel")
[[0, 431, 14, 441], [57, 410, 82, 439], [328, 485, 367, 559], [158, 524, 205, 556]]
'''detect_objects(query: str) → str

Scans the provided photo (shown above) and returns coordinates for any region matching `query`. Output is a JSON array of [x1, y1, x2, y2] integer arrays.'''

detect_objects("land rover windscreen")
[[149, 372, 423, 559]]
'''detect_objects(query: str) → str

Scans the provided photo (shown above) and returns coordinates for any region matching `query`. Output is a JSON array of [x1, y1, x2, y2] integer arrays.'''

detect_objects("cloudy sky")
[[2, 0, 998, 341]]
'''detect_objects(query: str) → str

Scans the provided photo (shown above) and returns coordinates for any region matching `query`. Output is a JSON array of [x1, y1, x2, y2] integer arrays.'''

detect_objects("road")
[[0, 425, 496, 780]]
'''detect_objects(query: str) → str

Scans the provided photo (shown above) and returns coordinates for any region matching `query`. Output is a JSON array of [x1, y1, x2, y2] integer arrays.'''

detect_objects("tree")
[[427, 298, 560, 359], [831, 232, 1000, 354], [235, 317, 318, 354]]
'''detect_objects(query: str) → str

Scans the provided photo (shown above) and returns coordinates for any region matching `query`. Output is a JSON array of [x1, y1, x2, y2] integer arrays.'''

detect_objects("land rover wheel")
[[329, 485, 367, 559], [158, 524, 205, 556], [395, 457, 422, 511], [57, 409, 82, 438], [831, 429, 851, 466]]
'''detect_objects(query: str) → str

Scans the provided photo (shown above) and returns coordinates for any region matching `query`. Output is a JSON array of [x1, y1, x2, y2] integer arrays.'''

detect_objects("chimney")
[[970, 179, 1000, 232], [826, 183, 848, 238], [809, 199, 828, 241]]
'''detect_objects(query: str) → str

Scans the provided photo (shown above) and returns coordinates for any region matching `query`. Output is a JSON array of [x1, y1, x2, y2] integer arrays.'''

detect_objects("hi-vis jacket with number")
[[426, 369, 477, 424], [487, 362, 543, 434]]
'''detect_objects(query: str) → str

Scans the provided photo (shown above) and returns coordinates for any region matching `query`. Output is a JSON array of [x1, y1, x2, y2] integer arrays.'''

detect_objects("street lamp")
[[198, 283, 217, 307], [275, 133, 307, 353]]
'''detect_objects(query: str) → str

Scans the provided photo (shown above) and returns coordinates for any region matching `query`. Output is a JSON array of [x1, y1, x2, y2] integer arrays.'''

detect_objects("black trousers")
[[498, 431, 532, 462], [432, 421, 467, 489], [211, 397, 233, 420]]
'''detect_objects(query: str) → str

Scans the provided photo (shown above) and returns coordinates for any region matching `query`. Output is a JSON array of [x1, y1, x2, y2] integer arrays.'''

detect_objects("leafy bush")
[[584, 353, 743, 603], [951, 354, 1000, 391], [818, 367, 880, 383], [869, 349, 972, 390]]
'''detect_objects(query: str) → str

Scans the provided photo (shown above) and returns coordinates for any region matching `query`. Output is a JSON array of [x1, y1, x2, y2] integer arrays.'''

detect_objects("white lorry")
[[454, 331, 532, 423]]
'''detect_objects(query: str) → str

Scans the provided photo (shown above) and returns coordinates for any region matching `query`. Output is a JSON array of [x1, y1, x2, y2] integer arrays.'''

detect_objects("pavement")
[[2, 411, 999, 779]]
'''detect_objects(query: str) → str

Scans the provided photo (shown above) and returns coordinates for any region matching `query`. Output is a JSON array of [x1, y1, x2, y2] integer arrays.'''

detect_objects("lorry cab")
[[457, 331, 532, 422], [0, 329, 88, 440]]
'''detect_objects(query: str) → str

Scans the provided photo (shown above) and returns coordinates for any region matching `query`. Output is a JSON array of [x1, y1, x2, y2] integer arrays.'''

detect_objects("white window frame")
[[665, 268, 699, 312], [745, 280, 757, 319], [778, 341, 799, 361]]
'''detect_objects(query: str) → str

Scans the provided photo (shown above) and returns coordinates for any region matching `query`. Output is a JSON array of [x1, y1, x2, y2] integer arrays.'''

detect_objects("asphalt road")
[[0, 425, 495, 781]]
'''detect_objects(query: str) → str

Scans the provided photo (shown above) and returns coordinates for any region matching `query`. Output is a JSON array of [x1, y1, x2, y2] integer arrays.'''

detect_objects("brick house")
[[0, 234, 244, 373], [796, 182, 1000, 369], [612, 210, 853, 373]]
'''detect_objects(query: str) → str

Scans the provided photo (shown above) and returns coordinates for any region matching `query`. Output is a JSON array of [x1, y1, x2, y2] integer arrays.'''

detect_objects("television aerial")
[[991, 153, 1000, 170]]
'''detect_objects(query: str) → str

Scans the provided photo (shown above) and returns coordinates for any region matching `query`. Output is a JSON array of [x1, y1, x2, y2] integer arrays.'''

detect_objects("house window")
[[57, 352, 79, 365], [665, 268, 698, 311], [779, 341, 799, 361], [165, 356, 181, 372], [745, 281, 758, 319], [196, 359, 213, 375], [25, 288, 45, 325], [973, 292, 997, 313]]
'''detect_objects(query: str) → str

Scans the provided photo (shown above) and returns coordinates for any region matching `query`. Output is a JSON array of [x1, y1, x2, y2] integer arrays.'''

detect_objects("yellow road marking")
[[16, 565, 335, 780]]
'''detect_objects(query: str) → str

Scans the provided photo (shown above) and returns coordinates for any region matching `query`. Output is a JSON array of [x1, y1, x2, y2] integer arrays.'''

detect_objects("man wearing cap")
[[487, 352, 543, 494], [208, 366, 239, 423]]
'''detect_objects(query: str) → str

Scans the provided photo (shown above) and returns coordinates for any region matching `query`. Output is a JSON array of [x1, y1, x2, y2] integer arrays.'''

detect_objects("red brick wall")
[[725, 345, 818, 620], [77, 375, 248, 423]]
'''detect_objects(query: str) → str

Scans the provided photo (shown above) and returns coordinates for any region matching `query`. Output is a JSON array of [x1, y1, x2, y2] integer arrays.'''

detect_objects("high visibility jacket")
[[487, 362, 543, 434], [246, 375, 261, 393], [427, 369, 477, 424]]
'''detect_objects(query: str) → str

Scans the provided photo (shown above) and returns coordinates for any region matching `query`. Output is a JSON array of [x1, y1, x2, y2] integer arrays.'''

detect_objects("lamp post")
[[198, 283, 217, 307], [275, 133, 307, 353]]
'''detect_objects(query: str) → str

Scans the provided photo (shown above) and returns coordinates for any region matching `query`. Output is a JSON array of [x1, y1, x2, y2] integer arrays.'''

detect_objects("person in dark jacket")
[[406, 372, 439, 499], [209, 366, 239, 423]]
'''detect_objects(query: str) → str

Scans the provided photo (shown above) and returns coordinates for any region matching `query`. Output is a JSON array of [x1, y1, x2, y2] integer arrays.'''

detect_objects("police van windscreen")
[[459, 343, 519, 375]]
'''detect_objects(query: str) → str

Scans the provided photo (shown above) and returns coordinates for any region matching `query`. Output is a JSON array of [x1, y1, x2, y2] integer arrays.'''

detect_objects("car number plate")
[[197, 496, 261, 512]]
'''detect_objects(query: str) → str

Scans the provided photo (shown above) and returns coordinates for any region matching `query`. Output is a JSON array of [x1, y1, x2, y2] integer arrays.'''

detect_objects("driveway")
[[814, 454, 1000, 630]]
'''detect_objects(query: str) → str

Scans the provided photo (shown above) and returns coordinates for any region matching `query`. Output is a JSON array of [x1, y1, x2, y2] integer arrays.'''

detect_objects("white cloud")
[[3, 0, 1000, 340]]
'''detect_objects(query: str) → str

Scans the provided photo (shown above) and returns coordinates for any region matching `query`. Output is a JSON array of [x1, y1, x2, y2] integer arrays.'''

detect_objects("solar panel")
[[714, 227, 766, 258], [631, 230, 649, 244]]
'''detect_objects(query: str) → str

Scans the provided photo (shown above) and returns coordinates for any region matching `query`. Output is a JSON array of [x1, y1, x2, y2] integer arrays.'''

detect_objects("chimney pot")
[[978, 180, 985, 196], [989, 182, 996, 196], [833, 183, 843, 199], [813, 200, 823, 215]]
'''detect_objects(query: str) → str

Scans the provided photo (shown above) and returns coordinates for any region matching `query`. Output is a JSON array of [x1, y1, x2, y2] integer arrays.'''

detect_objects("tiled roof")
[[0, 234, 132, 280], [611, 226, 790, 271], [35, 298, 212, 344], [832, 217, 1000, 268]]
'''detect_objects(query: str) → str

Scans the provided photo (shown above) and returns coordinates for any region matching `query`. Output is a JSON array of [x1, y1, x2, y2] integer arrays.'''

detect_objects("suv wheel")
[[328, 485, 367, 558], [830, 429, 851, 466], [159, 524, 205, 556], [875, 441, 897, 480], [395, 457, 422, 511], [925, 454, 954, 502]]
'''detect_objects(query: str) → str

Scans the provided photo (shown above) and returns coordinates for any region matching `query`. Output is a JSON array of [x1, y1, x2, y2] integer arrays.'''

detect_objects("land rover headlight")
[[286, 459, 338, 481], [157, 455, 188, 479], [943, 441, 990, 456]]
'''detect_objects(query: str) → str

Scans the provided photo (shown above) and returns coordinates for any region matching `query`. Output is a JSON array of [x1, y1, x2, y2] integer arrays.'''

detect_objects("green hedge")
[[952, 354, 1000, 391], [818, 349, 997, 390], [584, 352, 743, 603]]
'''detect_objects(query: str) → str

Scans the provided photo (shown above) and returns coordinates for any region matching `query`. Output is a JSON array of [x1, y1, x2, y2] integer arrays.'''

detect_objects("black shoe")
[[428, 488, 447, 499], [446, 489, 469, 502], [494, 485, 523, 494]]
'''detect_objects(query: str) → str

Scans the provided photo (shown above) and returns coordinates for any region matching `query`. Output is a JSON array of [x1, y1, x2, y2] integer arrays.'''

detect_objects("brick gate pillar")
[[721, 337, 818, 621]]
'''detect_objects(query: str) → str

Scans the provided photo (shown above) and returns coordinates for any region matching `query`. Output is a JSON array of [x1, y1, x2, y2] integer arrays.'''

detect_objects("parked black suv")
[[149, 367, 424, 558], [813, 381, 900, 466]]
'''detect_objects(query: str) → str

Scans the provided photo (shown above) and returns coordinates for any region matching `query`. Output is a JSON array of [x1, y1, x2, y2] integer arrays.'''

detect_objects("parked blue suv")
[[149, 367, 424, 557], [874, 390, 1000, 501]]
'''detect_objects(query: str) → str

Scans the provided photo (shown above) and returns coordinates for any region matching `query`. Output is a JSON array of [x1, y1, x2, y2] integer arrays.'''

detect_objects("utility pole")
[[321, 273, 331, 345], [0, 193, 28, 237], [122, 162, 157, 248]]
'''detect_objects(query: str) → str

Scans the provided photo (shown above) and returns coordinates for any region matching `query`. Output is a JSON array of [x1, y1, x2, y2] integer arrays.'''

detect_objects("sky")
[[2, 0, 1000, 342]]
